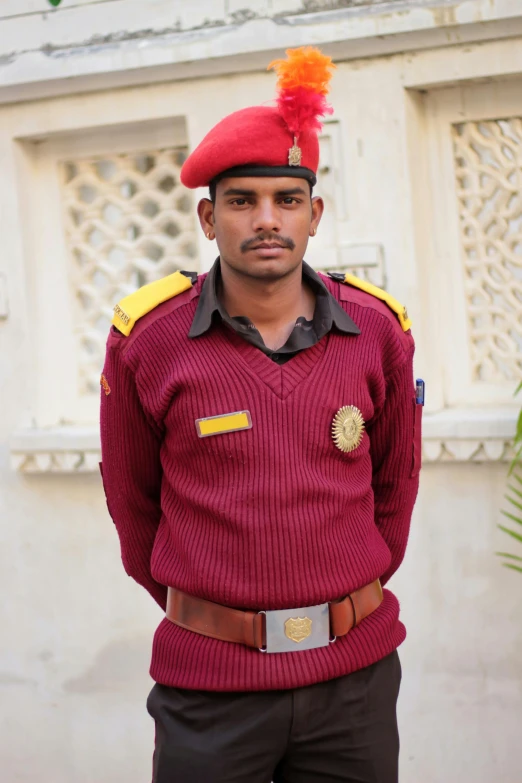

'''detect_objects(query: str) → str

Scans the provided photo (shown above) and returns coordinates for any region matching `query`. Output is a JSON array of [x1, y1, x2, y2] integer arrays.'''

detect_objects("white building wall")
[[1, 2, 521, 782]]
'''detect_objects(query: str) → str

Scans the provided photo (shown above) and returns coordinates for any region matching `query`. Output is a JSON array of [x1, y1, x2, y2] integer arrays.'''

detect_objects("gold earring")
[[311, 228, 316, 237]]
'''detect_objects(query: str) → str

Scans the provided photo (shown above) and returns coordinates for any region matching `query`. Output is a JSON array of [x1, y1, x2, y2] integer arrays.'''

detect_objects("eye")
[[230, 198, 248, 206], [280, 197, 300, 205]]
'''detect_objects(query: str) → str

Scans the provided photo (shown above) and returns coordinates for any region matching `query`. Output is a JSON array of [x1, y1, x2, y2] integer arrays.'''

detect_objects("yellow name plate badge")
[[195, 411, 253, 438]]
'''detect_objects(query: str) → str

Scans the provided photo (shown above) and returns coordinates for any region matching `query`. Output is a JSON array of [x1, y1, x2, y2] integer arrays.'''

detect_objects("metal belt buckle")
[[258, 602, 333, 653]]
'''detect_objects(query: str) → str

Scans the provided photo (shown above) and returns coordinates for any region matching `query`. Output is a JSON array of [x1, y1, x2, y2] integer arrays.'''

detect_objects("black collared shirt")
[[188, 259, 359, 364]]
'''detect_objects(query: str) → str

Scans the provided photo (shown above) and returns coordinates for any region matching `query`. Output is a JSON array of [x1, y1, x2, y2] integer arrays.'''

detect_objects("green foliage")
[[498, 381, 522, 573], [48, 0, 62, 6]]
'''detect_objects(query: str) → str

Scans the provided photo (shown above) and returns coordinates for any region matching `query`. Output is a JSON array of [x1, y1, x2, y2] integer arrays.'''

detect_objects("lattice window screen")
[[453, 119, 522, 383], [60, 148, 198, 395]]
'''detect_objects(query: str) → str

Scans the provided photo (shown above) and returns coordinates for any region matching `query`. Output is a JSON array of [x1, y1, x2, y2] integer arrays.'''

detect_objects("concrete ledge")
[[422, 407, 517, 463], [10, 425, 101, 473]]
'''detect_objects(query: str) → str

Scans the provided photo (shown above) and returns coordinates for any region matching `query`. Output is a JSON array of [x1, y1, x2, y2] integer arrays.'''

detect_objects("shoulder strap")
[[112, 270, 194, 336], [331, 272, 411, 332]]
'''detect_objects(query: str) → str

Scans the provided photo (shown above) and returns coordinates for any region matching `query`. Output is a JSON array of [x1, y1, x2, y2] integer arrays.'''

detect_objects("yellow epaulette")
[[112, 271, 194, 336], [340, 272, 412, 332]]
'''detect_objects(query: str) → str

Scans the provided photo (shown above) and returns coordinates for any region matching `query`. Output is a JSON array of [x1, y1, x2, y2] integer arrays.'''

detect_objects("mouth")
[[250, 242, 286, 250]]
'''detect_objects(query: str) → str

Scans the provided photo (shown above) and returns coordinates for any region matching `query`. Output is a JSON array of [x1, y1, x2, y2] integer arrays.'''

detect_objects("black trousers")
[[147, 650, 401, 783]]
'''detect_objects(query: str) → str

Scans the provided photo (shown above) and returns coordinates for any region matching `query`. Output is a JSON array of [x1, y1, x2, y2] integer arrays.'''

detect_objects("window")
[[452, 118, 522, 385], [16, 119, 197, 426], [422, 81, 522, 408], [60, 148, 197, 397]]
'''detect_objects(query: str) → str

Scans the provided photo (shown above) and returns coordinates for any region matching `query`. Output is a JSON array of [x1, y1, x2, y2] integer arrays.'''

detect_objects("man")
[[100, 47, 422, 782]]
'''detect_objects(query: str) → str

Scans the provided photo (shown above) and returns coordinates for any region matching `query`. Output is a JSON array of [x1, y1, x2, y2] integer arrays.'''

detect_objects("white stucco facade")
[[1, 1, 521, 781]]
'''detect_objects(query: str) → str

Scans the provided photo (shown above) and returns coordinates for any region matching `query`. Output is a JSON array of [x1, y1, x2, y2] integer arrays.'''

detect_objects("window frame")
[[423, 79, 522, 408], [15, 117, 190, 426]]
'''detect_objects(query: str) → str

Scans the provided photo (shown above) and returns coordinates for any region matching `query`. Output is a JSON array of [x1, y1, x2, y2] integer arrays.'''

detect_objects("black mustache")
[[240, 234, 296, 253]]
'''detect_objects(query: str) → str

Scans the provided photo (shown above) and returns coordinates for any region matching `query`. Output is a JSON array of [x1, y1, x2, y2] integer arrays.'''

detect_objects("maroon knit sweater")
[[100, 273, 420, 691]]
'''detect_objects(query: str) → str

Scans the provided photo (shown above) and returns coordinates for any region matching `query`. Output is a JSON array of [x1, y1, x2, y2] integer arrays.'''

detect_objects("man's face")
[[198, 176, 323, 282]]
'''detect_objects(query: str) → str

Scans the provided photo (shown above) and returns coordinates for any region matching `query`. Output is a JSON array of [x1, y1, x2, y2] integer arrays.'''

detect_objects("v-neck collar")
[[218, 323, 330, 400]]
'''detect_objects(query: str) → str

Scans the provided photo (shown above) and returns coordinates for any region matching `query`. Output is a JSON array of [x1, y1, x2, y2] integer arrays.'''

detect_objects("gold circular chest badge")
[[332, 406, 365, 453]]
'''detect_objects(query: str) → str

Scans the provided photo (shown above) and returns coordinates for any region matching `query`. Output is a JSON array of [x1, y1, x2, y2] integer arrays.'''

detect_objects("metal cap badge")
[[288, 136, 302, 166]]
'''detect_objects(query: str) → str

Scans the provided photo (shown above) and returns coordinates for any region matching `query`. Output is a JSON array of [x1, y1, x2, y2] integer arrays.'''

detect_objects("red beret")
[[180, 47, 335, 190], [180, 106, 319, 189]]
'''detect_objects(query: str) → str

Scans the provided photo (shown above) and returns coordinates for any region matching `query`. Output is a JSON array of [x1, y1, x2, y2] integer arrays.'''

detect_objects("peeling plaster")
[[301, 0, 390, 9], [229, 9, 259, 23], [0, 17, 231, 63], [39, 20, 230, 58], [272, 0, 410, 14], [40, 26, 233, 60], [283, 0, 465, 24]]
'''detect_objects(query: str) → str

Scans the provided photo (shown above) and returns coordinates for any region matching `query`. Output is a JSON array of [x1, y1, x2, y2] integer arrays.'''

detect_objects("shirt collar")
[[188, 258, 360, 339], [188, 258, 228, 338]]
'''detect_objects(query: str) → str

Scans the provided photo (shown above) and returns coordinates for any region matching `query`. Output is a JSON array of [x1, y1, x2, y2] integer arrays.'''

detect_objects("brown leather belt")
[[166, 579, 383, 653]]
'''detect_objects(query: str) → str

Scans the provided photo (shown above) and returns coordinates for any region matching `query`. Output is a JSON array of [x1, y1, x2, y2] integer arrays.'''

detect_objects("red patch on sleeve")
[[100, 374, 111, 396]]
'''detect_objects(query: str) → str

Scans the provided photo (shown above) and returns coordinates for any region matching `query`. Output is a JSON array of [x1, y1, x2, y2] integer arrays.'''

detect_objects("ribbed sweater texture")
[[100, 274, 420, 691]]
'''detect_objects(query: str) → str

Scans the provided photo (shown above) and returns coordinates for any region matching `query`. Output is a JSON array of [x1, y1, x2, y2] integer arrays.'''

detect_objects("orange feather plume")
[[268, 46, 335, 96], [267, 47, 335, 137]]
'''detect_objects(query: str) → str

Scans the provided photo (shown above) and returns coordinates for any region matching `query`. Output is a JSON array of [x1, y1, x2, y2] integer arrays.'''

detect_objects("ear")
[[310, 196, 324, 236], [197, 199, 215, 239]]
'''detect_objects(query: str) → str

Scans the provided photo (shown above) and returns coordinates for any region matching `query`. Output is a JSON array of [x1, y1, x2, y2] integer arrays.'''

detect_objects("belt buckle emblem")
[[285, 616, 312, 644]]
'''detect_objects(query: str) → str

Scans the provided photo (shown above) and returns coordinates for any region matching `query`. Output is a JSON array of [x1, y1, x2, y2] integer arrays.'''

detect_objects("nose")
[[252, 197, 281, 235]]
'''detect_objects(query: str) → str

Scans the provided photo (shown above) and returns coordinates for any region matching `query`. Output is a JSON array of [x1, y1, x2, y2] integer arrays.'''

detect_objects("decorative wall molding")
[[10, 408, 518, 473], [10, 450, 102, 474], [422, 438, 513, 463], [10, 427, 101, 474], [422, 407, 516, 463]]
